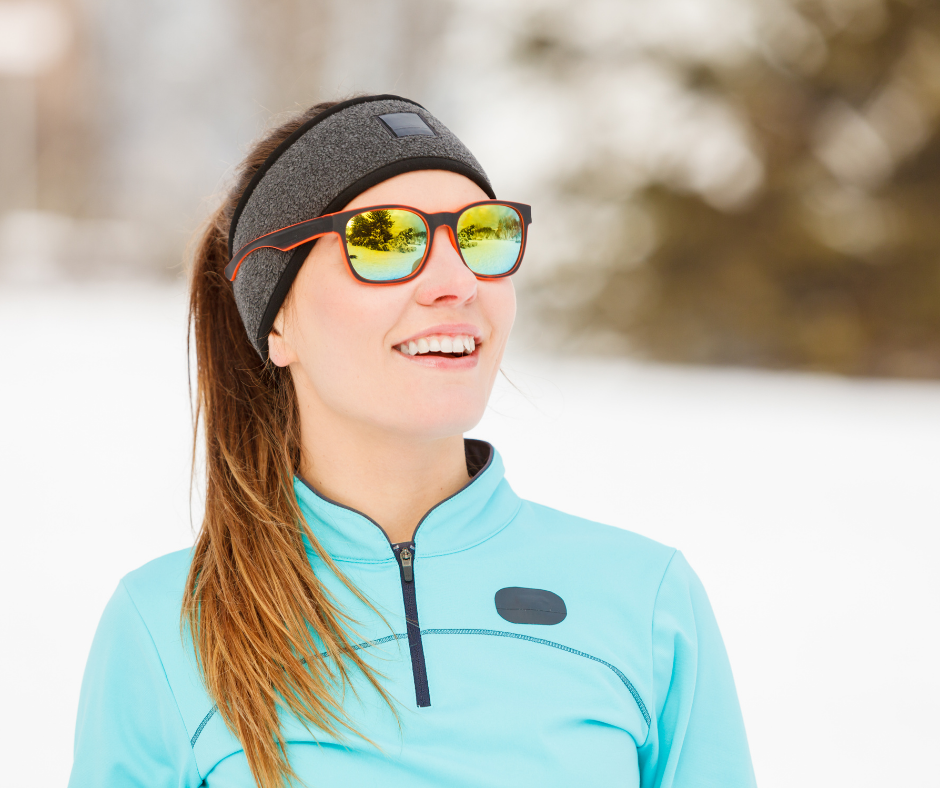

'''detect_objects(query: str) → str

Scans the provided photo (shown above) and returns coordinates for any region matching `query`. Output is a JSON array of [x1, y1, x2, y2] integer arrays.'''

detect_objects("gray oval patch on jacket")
[[495, 587, 567, 625]]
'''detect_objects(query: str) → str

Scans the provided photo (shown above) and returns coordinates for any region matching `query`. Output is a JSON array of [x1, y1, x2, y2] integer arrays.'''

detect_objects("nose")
[[413, 224, 477, 307]]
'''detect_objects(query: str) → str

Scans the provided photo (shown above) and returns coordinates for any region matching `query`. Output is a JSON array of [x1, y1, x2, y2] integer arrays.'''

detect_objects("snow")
[[2, 283, 938, 786]]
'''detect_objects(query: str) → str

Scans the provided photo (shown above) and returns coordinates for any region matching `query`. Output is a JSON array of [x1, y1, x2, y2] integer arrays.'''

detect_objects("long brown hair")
[[183, 101, 395, 788]]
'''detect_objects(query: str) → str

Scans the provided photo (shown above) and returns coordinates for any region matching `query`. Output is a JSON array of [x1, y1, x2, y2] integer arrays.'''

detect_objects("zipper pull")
[[398, 547, 414, 583]]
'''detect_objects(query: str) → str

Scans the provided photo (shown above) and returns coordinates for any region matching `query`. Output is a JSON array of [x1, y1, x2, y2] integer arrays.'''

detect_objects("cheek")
[[483, 279, 517, 352], [292, 269, 404, 409], [303, 287, 387, 368], [291, 240, 392, 355], [497, 280, 517, 333]]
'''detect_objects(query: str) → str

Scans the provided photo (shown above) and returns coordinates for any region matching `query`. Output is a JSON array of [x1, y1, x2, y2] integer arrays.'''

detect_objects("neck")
[[296, 411, 471, 545]]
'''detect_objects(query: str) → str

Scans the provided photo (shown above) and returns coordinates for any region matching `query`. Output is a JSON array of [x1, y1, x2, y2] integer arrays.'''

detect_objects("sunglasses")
[[225, 200, 532, 284]]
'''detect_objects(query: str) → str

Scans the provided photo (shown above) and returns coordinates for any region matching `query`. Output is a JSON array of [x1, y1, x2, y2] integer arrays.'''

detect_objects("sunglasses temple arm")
[[225, 216, 335, 281]]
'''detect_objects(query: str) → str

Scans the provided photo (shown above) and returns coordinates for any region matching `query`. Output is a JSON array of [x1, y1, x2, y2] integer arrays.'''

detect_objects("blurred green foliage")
[[543, 0, 940, 377]]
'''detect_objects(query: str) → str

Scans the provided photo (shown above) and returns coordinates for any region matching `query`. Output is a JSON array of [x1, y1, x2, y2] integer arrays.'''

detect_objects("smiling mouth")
[[397, 334, 477, 358]]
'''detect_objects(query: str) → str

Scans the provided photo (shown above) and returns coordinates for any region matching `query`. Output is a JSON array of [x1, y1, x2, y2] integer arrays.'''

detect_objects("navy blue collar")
[[294, 440, 521, 563]]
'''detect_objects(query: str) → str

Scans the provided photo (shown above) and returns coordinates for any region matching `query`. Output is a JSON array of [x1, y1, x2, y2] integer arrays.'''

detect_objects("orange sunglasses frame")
[[225, 200, 532, 284]]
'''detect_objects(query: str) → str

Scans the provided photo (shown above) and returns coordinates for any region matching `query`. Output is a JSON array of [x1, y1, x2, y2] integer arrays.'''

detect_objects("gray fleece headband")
[[228, 94, 495, 358]]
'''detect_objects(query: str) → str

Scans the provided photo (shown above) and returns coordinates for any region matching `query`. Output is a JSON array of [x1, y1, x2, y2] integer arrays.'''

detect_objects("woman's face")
[[268, 170, 516, 442]]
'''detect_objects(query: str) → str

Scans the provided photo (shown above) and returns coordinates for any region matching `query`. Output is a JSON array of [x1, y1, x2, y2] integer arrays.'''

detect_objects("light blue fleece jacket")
[[69, 442, 755, 787]]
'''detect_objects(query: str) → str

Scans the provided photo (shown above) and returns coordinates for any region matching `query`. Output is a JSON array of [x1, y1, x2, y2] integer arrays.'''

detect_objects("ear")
[[267, 316, 296, 368]]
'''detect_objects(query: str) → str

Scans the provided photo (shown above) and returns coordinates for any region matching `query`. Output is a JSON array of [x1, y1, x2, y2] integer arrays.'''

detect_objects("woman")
[[69, 95, 755, 788]]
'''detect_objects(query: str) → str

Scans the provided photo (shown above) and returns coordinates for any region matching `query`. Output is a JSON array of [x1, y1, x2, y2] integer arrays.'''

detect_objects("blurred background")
[[2, 0, 939, 786], [3, 0, 940, 376]]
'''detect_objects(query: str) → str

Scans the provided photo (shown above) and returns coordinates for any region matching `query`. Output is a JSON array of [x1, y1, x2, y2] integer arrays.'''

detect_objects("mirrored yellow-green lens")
[[456, 204, 523, 276], [344, 209, 428, 281]]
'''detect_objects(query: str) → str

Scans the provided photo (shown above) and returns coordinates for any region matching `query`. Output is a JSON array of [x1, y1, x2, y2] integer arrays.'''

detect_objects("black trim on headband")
[[255, 239, 316, 356], [228, 94, 426, 256], [320, 156, 497, 218]]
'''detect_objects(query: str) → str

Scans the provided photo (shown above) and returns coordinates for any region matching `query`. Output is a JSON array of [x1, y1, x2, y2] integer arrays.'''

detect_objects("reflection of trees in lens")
[[391, 227, 418, 253], [460, 209, 522, 248], [496, 213, 522, 242], [458, 225, 478, 249], [347, 211, 426, 254], [346, 210, 394, 251]]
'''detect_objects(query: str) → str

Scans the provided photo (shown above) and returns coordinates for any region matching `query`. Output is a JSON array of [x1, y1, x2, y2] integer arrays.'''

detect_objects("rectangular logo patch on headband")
[[378, 112, 436, 138]]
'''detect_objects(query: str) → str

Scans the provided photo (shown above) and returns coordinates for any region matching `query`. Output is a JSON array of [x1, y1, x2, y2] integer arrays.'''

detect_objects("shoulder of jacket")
[[515, 498, 674, 550], [118, 547, 194, 634], [116, 548, 221, 754], [512, 498, 677, 567]]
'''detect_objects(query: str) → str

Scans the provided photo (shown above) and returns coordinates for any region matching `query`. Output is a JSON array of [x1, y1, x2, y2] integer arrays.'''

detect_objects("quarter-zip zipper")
[[392, 541, 431, 707], [297, 445, 494, 710]]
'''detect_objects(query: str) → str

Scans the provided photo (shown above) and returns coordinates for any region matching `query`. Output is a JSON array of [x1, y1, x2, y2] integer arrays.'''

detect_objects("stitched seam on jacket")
[[193, 625, 651, 746], [119, 581, 206, 781], [324, 555, 398, 566], [190, 706, 217, 748], [422, 628, 651, 727], [326, 632, 409, 655], [643, 548, 680, 749], [297, 627, 649, 727], [191, 636, 411, 747]]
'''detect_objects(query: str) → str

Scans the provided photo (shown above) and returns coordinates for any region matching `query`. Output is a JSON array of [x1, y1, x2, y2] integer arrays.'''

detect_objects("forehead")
[[342, 170, 490, 214]]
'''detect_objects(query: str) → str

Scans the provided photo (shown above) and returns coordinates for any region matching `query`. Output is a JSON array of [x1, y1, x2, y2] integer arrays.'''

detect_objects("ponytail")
[[183, 102, 394, 788]]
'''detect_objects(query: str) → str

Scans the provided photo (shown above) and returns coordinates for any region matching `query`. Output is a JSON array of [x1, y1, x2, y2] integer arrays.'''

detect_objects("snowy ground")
[[2, 283, 938, 787]]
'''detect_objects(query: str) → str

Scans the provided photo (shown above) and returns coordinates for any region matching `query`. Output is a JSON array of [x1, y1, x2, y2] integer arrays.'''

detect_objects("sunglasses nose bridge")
[[423, 213, 459, 255]]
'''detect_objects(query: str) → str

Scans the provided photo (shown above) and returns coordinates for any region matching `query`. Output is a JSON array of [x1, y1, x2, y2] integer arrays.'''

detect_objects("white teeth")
[[398, 334, 478, 356]]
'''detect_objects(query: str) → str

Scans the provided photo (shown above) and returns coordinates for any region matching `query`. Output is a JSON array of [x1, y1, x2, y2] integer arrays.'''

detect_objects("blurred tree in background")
[[530, 0, 940, 377]]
